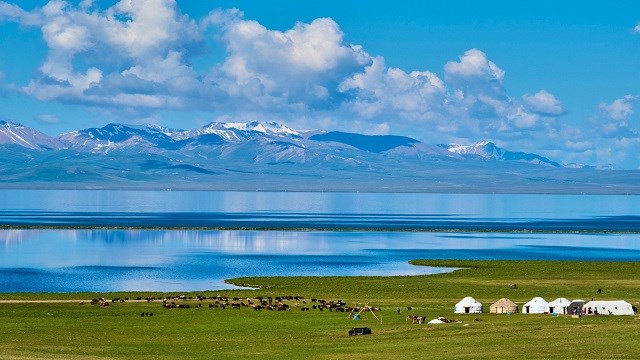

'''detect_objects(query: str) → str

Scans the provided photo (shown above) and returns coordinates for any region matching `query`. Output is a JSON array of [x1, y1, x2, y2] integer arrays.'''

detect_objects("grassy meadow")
[[1, 260, 640, 359]]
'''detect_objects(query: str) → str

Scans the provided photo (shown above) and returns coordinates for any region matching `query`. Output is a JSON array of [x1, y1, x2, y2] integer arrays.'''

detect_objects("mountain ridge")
[[0, 120, 636, 194]]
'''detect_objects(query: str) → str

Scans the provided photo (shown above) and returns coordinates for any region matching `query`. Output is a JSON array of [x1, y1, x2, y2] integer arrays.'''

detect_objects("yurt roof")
[[524, 297, 548, 306], [548, 297, 570, 306], [491, 298, 517, 306], [456, 296, 481, 306], [584, 300, 632, 308]]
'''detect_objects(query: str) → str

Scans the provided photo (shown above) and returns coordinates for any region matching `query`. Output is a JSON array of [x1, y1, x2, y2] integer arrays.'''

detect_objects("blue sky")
[[1, 1, 640, 168]]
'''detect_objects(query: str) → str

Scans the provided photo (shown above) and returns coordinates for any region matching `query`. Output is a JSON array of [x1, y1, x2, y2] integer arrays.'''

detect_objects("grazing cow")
[[509, 283, 517, 289], [596, 288, 602, 294], [406, 315, 425, 324]]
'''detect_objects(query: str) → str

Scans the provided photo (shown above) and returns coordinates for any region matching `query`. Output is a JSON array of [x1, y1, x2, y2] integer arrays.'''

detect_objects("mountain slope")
[[0, 120, 632, 193], [439, 141, 561, 168], [308, 131, 420, 153], [0, 121, 63, 150]]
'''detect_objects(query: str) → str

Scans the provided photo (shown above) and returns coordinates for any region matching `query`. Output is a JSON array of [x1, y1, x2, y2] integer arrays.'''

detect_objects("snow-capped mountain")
[[438, 141, 561, 168], [0, 121, 63, 150], [167, 120, 301, 143], [1, 120, 631, 194], [59, 123, 180, 153], [0, 120, 567, 169]]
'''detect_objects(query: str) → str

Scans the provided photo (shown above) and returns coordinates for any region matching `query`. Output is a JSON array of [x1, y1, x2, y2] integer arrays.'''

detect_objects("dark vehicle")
[[348, 327, 372, 336]]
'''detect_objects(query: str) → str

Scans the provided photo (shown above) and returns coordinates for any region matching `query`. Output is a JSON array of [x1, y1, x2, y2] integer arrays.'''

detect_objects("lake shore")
[[1, 260, 639, 359]]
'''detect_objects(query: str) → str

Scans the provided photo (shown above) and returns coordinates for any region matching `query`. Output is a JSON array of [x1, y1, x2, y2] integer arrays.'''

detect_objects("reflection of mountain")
[[0, 229, 39, 243], [0, 229, 351, 258], [0, 120, 639, 193], [68, 230, 333, 254]]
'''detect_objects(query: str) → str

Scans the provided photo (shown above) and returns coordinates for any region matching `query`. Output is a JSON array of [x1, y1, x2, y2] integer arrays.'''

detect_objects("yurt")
[[490, 298, 518, 314], [548, 297, 571, 314], [522, 297, 548, 314], [583, 300, 635, 315], [454, 297, 483, 314], [567, 300, 585, 315]]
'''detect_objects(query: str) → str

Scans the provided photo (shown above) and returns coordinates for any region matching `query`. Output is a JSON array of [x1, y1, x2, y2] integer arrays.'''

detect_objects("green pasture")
[[1, 260, 640, 359]]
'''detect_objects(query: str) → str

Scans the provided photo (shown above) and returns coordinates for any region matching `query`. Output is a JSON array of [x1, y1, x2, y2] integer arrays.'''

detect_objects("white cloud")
[[212, 14, 371, 108], [595, 96, 639, 140], [4, 0, 203, 112], [634, 22, 640, 33], [599, 95, 634, 121], [338, 56, 445, 120], [35, 114, 59, 124], [1, 2, 600, 166], [522, 90, 565, 116], [0, 1, 25, 19], [444, 49, 505, 88]]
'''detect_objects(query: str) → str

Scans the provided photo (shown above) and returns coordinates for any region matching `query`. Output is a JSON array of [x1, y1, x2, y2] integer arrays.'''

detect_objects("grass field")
[[1, 260, 640, 359]]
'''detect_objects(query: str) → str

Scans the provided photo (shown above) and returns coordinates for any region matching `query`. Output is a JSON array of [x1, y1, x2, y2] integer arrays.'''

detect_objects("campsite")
[[1, 260, 640, 359]]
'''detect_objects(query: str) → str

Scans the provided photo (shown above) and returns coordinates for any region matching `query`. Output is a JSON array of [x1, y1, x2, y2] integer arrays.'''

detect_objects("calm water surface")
[[1, 190, 639, 292]]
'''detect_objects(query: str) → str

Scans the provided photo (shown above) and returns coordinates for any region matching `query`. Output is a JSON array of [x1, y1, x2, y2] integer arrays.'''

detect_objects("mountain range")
[[0, 120, 638, 193]]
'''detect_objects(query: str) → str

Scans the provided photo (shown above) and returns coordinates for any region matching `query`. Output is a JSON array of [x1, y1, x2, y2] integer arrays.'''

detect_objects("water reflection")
[[2, 229, 640, 292]]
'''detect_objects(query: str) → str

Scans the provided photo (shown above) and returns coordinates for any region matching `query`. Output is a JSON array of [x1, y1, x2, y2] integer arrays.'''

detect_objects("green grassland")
[[1, 260, 640, 359]]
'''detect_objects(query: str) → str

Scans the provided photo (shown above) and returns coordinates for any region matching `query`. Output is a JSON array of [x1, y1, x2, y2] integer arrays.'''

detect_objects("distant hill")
[[0, 120, 637, 194]]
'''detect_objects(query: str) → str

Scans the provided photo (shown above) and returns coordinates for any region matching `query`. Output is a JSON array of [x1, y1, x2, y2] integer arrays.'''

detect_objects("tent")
[[490, 298, 518, 314], [583, 300, 635, 315], [548, 297, 571, 314], [568, 299, 585, 315], [522, 297, 549, 314], [454, 297, 483, 314]]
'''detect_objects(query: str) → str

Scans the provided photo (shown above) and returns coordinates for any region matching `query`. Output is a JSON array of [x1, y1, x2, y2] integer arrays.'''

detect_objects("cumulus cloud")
[[599, 95, 635, 121], [596, 95, 639, 139], [0, 2, 583, 165], [3, 0, 204, 112], [338, 56, 445, 120], [522, 90, 566, 116], [210, 13, 371, 109], [444, 49, 505, 86]]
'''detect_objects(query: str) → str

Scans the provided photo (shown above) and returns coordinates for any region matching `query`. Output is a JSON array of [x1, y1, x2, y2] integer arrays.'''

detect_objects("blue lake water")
[[1, 190, 639, 292]]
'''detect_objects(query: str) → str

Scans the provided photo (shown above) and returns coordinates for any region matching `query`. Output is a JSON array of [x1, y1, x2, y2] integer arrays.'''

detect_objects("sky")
[[0, 1, 640, 169]]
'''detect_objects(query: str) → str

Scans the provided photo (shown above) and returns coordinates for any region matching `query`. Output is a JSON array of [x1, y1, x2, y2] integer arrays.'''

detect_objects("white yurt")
[[548, 297, 571, 314], [583, 300, 635, 315], [454, 296, 483, 314], [522, 297, 549, 314]]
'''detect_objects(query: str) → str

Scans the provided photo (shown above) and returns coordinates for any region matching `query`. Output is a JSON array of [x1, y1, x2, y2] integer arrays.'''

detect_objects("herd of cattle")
[[83, 295, 382, 314]]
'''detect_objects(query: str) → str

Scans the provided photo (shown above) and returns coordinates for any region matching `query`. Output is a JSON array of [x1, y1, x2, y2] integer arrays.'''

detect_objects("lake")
[[1, 190, 639, 292]]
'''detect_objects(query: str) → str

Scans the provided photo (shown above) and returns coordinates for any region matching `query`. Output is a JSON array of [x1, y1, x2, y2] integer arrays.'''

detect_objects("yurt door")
[[465, 307, 470, 313]]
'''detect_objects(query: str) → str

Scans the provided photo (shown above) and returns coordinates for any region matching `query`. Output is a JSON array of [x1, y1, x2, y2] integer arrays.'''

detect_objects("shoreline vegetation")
[[2, 225, 640, 234], [2, 181, 640, 195], [1, 260, 640, 359]]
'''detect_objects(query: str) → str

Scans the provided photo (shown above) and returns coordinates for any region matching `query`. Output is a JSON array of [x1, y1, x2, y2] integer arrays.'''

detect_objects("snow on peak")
[[443, 141, 493, 155], [221, 121, 300, 136]]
